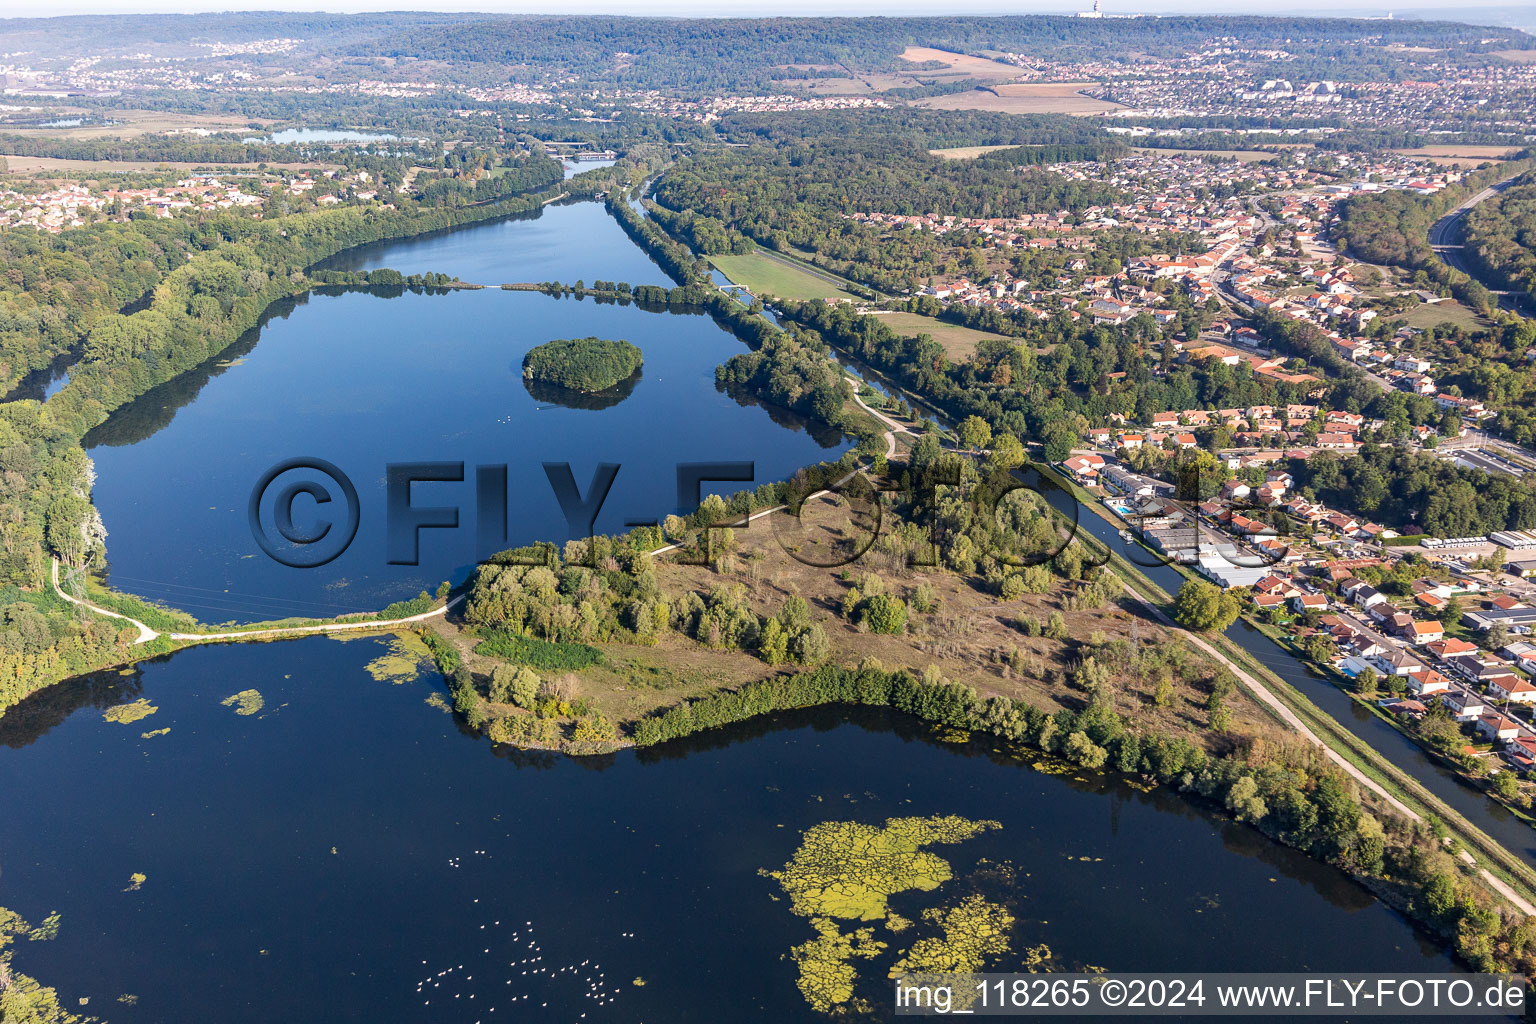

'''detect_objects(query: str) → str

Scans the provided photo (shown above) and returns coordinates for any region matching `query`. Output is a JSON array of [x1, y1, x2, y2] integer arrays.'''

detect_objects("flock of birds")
[[413, 850, 634, 1022]]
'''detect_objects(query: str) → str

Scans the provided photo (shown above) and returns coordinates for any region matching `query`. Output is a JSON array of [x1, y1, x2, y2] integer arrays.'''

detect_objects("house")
[[1487, 676, 1536, 705], [1293, 593, 1329, 613], [1385, 698, 1428, 719], [1504, 735, 1536, 773], [1255, 574, 1300, 599], [1343, 581, 1387, 610], [1477, 713, 1522, 743], [1374, 648, 1427, 677], [1406, 668, 1452, 696], [1062, 454, 1105, 483], [1426, 637, 1479, 660], [1444, 690, 1486, 722], [1405, 620, 1445, 645]]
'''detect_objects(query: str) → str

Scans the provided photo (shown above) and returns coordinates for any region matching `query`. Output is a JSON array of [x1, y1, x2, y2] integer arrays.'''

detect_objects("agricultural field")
[[927, 144, 1022, 160], [1390, 145, 1520, 166], [897, 46, 1022, 80], [709, 251, 857, 302]]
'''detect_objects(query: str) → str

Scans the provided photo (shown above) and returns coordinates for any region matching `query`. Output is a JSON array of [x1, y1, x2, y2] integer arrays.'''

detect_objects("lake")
[[0, 636, 1462, 1023], [248, 128, 402, 144], [83, 202, 845, 622]]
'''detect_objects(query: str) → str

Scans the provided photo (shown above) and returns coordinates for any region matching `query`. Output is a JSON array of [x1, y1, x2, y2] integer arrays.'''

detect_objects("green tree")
[[1355, 666, 1379, 699], [1172, 580, 1240, 633], [489, 664, 540, 709], [958, 415, 992, 452], [860, 594, 908, 635]]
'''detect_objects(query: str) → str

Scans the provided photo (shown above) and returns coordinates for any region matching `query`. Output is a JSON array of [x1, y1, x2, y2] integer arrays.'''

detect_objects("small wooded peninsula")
[[521, 337, 643, 392]]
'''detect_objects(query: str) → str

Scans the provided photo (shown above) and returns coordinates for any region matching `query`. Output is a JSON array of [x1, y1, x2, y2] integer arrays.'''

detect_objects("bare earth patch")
[[916, 83, 1121, 117]]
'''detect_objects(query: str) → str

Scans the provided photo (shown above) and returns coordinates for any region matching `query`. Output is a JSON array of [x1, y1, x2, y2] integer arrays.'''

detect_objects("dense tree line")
[[1465, 174, 1536, 299], [1334, 153, 1536, 314], [628, 659, 1534, 974], [1287, 446, 1536, 535], [720, 108, 1118, 153], [651, 139, 1122, 293]]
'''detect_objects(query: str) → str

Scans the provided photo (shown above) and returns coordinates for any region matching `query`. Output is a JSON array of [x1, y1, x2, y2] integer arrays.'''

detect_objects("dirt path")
[[51, 557, 461, 645], [1121, 579, 1536, 916]]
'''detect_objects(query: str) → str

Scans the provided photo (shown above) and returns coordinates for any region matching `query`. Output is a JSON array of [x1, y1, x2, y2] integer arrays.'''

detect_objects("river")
[[1019, 467, 1536, 867], [0, 635, 1462, 1022]]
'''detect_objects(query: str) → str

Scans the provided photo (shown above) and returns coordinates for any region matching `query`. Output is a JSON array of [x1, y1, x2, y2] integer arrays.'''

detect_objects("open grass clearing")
[[0, 109, 260, 139], [862, 310, 1014, 360], [928, 144, 1023, 160], [709, 251, 856, 302], [1394, 297, 1490, 332]]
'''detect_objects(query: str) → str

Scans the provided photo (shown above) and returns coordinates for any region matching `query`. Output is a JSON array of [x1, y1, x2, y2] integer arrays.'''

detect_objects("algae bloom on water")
[[521, 337, 642, 393], [103, 698, 157, 725], [221, 689, 265, 716], [762, 815, 1005, 1013]]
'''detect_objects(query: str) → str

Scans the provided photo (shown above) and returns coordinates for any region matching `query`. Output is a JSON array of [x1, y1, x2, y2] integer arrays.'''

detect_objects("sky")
[[4, 0, 1534, 16], [0, 0, 1532, 27]]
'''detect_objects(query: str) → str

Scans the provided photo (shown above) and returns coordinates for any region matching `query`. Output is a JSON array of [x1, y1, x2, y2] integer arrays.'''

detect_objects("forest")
[[1465, 175, 1536, 300], [0, 147, 576, 718], [650, 134, 1123, 294], [1333, 153, 1536, 315], [347, 14, 1536, 94], [1287, 446, 1536, 537]]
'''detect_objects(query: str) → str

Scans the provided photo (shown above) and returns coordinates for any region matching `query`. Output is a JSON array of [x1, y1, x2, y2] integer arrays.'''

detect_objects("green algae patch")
[[103, 699, 157, 725], [26, 911, 61, 941], [140, 727, 170, 739], [221, 689, 264, 716], [763, 815, 999, 922], [123, 873, 146, 892], [889, 894, 1013, 976], [765, 815, 1002, 1014], [790, 917, 887, 1013], [365, 632, 431, 684]]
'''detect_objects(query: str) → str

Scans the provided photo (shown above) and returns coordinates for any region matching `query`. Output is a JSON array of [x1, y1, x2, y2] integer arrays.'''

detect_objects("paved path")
[[1119, 577, 1536, 916], [51, 558, 461, 645], [849, 379, 913, 459]]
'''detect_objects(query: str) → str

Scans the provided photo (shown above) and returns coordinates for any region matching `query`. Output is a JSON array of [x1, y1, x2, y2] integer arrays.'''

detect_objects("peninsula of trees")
[[522, 337, 643, 393]]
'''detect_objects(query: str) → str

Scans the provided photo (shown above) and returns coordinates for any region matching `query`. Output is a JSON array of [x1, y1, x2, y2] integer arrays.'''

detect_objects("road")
[[1116, 565, 1535, 915], [1428, 171, 1532, 316]]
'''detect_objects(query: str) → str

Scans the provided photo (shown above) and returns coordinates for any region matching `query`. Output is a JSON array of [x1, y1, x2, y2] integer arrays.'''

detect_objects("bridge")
[[1427, 171, 1533, 316]]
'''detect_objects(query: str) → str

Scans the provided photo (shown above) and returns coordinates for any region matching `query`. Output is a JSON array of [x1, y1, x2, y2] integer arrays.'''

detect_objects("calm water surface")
[[84, 203, 844, 622], [0, 637, 1461, 1023]]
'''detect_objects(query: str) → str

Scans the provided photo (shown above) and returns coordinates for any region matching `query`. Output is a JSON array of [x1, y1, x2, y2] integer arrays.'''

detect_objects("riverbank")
[[1032, 461, 1536, 911]]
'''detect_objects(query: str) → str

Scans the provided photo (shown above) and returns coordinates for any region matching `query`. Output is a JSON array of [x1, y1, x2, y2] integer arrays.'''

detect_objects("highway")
[[1428, 170, 1533, 317]]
